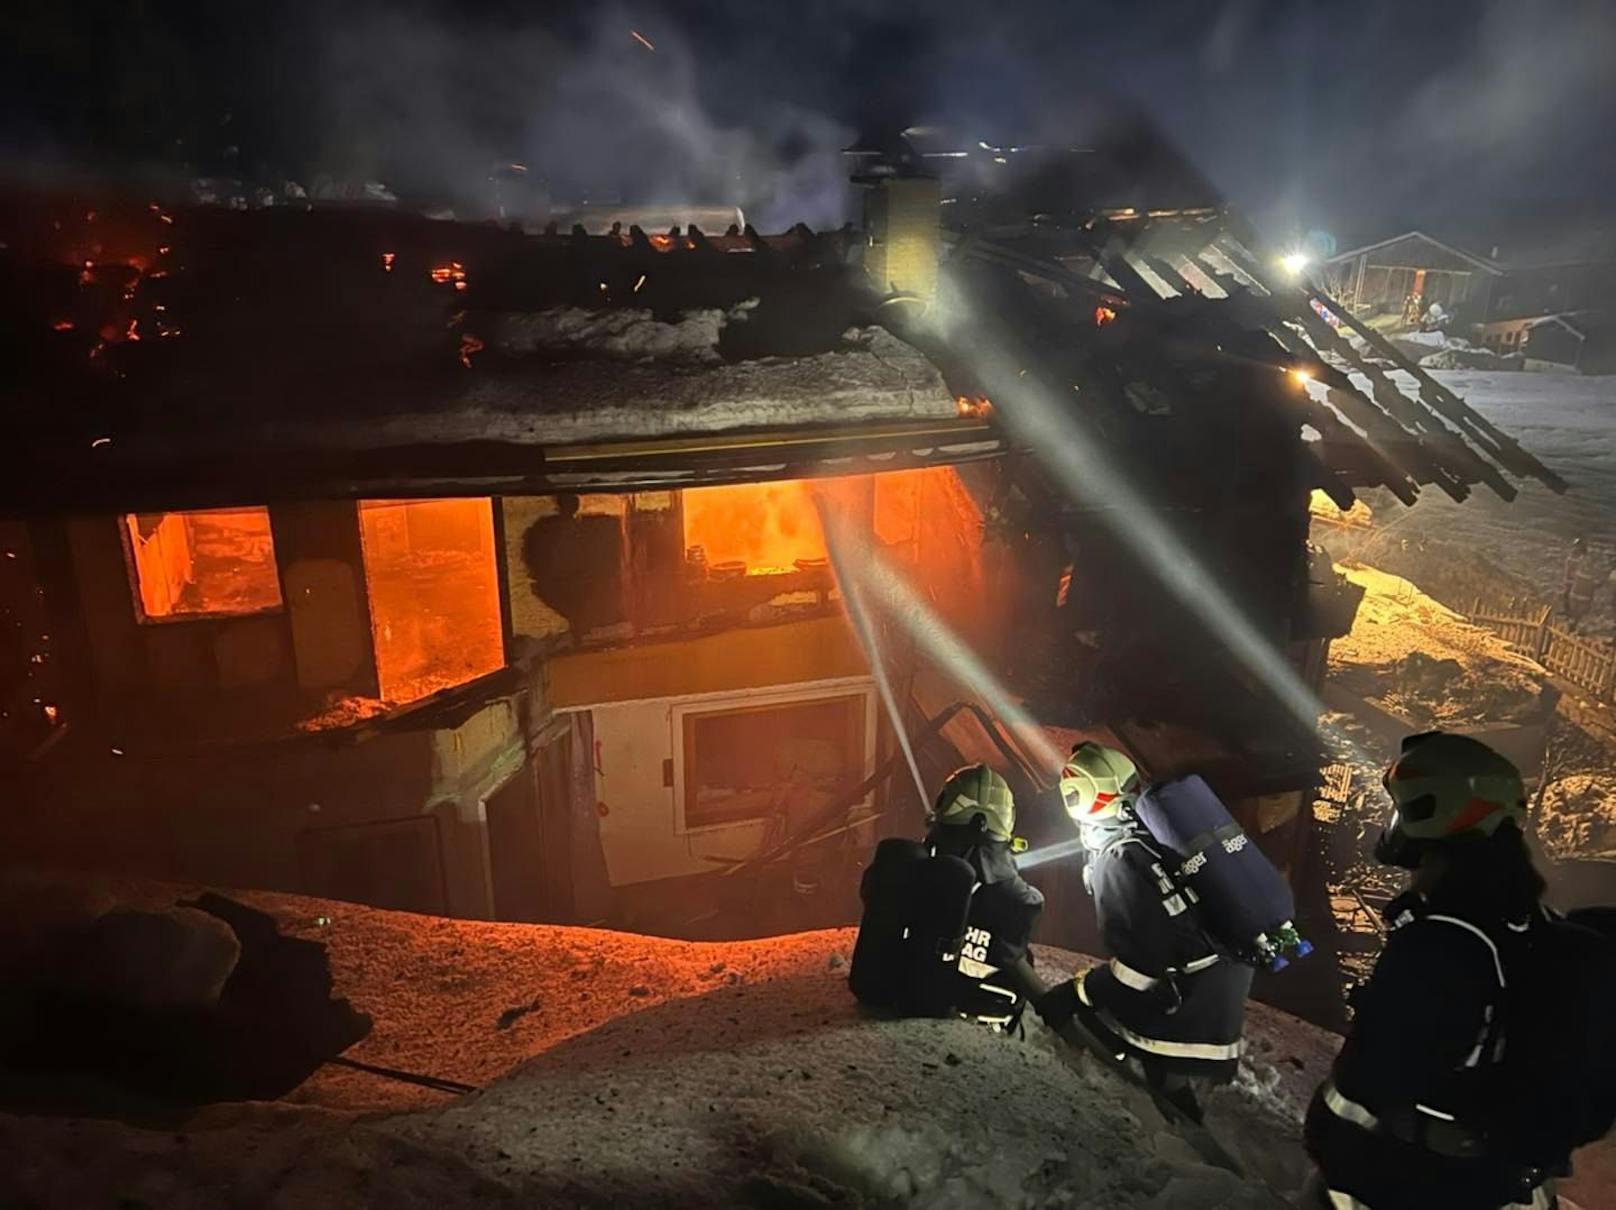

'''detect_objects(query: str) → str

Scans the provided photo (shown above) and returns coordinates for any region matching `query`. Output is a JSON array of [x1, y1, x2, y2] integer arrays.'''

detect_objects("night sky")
[[4, 0, 1613, 247]]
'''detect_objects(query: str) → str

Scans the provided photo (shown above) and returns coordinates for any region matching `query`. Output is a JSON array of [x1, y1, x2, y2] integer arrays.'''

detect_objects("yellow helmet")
[[932, 764, 1016, 842], [1059, 742, 1140, 822]]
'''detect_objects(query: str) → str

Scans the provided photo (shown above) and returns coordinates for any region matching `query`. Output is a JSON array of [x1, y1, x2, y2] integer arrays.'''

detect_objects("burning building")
[[0, 136, 1561, 969]]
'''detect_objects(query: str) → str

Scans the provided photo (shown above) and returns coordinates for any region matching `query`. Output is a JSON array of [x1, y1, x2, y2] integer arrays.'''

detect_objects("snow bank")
[[1538, 774, 1616, 861], [2, 880, 1606, 1208], [0, 882, 1324, 1208], [1327, 562, 1549, 726]]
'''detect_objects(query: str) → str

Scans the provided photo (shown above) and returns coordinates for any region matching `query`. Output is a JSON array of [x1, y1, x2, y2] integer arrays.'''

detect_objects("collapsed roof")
[[0, 170, 1564, 514]]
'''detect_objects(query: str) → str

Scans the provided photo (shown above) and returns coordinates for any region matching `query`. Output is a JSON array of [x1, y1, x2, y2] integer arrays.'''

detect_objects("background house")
[[1324, 225, 1615, 372]]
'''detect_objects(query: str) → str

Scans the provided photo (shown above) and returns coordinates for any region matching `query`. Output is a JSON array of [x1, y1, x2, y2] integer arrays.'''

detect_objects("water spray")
[[923, 300, 1328, 737], [1012, 837, 1088, 872], [821, 514, 1063, 777], [815, 492, 929, 809]]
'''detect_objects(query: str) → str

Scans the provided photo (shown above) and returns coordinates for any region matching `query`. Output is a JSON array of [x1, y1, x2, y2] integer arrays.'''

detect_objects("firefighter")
[[930, 768, 1040, 1008], [1036, 742, 1251, 1123], [1303, 732, 1570, 1209], [851, 765, 1046, 1024]]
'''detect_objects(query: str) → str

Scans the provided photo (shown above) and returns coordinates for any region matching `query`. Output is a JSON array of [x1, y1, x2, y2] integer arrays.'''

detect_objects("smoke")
[[5, 1, 1610, 241], [313, 4, 856, 225]]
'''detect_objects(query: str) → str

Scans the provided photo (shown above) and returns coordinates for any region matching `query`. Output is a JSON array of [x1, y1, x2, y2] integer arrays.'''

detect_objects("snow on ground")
[[0, 883, 1339, 1208], [1538, 773, 1616, 862], [1327, 561, 1549, 726], [1375, 369, 1616, 596]]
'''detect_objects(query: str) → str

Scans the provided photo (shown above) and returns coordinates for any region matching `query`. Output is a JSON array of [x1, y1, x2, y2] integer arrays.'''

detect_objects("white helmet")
[[1059, 742, 1140, 823]]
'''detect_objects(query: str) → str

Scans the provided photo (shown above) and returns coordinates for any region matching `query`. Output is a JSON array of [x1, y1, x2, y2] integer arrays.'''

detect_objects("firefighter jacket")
[[1074, 829, 1251, 1081], [928, 827, 1044, 970], [1304, 891, 1555, 1210]]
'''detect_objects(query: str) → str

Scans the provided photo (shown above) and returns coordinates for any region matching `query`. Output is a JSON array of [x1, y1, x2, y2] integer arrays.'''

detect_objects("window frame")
[[670, 679, 878, 836], [119, 506, 287, 626]]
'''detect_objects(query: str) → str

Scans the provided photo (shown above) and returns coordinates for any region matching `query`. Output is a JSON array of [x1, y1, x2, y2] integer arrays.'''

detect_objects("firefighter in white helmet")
[[1036, 742, 1252, 1123]]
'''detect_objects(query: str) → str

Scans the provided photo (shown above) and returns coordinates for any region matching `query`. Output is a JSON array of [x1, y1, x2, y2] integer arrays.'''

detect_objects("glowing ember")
[[955, 395, 994, 419], [90, 436, 111, 448], [1094, 304, 1117, 326], [459, 333, 484, 368], [633, 274, 647, 293], [429, 261, 466, 285], [630, 29, 656, 51], [42, 704, 59, 723], [382, 251, 396, 272], [51, 320, 74, 331]]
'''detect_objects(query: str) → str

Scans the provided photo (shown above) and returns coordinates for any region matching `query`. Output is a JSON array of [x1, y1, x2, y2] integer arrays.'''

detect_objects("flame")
[[682, 481, 832, 575], [358, 499, 503, 707], [955, 395, 994, 419], [1094, 304, 1117, 326], [430, 261, 466, 284]]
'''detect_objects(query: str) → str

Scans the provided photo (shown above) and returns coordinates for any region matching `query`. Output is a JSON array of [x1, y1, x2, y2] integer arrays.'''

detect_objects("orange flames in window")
[[682, 481, 830, 576]]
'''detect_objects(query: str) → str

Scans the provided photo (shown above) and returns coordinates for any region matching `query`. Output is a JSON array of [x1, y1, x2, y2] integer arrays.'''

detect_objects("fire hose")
[[324, 1054, 480, 1096]]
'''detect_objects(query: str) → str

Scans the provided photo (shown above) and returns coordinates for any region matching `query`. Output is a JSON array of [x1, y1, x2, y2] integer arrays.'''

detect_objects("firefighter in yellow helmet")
[[1037, 742, 1251, 1123], [926, 764, 1046, 1024], [849, 764, 1043, 1027]]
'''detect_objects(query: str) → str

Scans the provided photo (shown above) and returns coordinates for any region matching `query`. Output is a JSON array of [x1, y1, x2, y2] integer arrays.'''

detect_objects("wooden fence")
[[1470, 601, 1616, 704]]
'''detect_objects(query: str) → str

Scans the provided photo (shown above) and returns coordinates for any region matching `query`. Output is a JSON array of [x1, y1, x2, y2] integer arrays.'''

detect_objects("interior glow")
[[123, 506, 281, 620], [682, 481, 829, 574], [359, 498, 503, 705]]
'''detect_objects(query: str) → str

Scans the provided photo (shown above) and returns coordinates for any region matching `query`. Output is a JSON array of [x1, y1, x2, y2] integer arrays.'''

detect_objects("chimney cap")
[[843, 128, 935, 181]]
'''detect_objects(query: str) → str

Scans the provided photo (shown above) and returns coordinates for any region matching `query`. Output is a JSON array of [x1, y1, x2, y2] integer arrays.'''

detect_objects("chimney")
[[844, 129, 941, 302]]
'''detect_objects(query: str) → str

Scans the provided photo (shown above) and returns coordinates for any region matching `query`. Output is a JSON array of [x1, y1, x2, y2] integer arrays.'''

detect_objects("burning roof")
[[0, 202, 986, 512], [0, 177, 1564, 516]]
